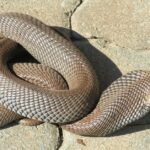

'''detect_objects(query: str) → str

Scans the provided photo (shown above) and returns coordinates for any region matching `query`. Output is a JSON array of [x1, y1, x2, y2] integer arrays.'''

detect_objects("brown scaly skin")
[[0, 13, 150, 136], [0, 13, 99, 124]]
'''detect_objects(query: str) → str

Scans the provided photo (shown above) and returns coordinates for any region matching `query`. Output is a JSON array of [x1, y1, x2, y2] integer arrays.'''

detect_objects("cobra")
[[0, 13, 150, 137]]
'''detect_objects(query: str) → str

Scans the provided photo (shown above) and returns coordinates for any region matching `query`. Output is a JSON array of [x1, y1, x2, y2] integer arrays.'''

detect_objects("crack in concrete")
[[69, 0, 83, 37], [56, 126, 63, 150], [68, 1, 112, 49]]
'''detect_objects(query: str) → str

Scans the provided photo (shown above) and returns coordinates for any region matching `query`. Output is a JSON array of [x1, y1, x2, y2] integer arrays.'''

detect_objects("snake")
[[0, 13, 150, 137]]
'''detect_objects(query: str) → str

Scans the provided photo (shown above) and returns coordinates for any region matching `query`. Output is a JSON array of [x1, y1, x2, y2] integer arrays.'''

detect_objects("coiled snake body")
[[0, 13, 150, 136]]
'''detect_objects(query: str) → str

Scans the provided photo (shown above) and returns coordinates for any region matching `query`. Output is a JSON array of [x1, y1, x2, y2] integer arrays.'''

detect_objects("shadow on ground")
[[0, 122, 18, 130], [111, 124, 150, 137]]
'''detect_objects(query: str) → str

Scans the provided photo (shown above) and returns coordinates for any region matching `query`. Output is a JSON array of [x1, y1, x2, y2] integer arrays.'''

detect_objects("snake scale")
[[0, 13, 150, 136]]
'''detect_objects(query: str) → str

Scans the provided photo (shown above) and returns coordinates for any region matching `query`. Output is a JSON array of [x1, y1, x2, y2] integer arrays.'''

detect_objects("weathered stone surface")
[[0, 0, 69, 28], [0, 123, 60, 150], [60, 125, 150, 150], [72, 0, 150, 50], [88, 39, 150, 73], [74, 39, 150, 90], [61, 0, 81, 15]]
